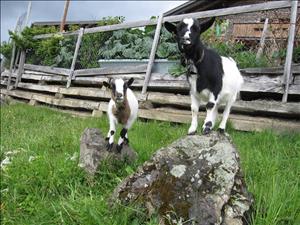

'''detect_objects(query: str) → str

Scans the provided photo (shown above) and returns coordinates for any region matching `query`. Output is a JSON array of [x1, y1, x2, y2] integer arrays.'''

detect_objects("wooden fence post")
[[142, 14, 164, 95], [256, 18, 269, 60], [7, 42, 17, 90], [282, 0, 298, 103], [15, 50, 26, 88], [67, 27, 84, 88]]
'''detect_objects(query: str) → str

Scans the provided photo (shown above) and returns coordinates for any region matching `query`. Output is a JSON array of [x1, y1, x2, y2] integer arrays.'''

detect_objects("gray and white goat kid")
[[165, 18, 243, 135], [103, 78, 138, 153]]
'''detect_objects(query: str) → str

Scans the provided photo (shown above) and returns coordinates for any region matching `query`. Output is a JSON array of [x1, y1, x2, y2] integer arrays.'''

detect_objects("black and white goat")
[[165, 18, 243, 134], [103, 78, 138, 152]]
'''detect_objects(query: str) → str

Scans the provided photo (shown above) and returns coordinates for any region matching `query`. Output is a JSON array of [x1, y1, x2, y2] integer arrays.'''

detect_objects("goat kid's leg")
[[106, 118, 116, 151], [203, 94, 218, 135], [188, 95, 200, 135], [116, 128, 127, 153], [218, 94, 236, 133]]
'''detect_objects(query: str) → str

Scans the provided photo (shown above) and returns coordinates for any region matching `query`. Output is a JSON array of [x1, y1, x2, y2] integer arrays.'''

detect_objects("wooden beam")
[[7, 42, 16, 90], [33, 1, 292, 39], [23, 64, 71, 76], [240, 64, 300, 75], [74, 64, 147, 77], [142, 14, 164, 95], [256, 18, 269, 60], [15, 50, 26, 88], [60, 0, 70, 32], [67, 27, 84, 88], [282, 0, 298, 102], [147, 92, 300, 117]]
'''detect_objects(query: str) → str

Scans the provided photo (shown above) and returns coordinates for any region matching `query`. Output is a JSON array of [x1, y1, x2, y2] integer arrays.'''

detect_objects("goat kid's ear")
[[199, 17, 215, 34], [103, 81, 111, 89], [164, 22, 177, 35], [127, 78, 134, 87]]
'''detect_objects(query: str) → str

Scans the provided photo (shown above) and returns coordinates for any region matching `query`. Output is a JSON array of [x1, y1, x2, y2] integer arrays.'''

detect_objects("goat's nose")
[[116, 93, 123, 98], [182, 36, 191, 44]]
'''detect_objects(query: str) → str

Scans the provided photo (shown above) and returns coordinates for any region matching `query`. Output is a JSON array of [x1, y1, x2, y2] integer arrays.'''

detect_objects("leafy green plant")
[[168, 63, 186, 77], [98, 24, 180, 60]]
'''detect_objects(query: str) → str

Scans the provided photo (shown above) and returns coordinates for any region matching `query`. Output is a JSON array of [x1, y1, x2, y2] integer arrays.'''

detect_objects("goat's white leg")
[[188, 94, 200, 135], [106, 117, 117, 151], [116, 128, 128, 153], [116, 117, 135, 152], [203, 93, 218, 134], [218, 93, 237, 133]]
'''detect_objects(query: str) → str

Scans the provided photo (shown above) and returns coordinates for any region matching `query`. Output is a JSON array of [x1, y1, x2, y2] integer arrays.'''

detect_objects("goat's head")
[[164, 17, 215, 52], [103, 78, 134, 104]]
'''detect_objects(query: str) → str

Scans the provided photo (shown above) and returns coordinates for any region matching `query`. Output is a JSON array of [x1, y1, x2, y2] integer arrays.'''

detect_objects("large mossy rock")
[[79, 128, 137, 176], [112, 132, 253, 225]]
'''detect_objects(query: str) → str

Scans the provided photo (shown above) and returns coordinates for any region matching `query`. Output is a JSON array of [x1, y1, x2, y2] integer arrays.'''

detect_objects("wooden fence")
[[1, 0, 300, 133]]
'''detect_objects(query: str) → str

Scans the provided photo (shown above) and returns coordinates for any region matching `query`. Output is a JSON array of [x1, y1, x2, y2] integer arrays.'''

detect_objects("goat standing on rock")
[[103, 78, 138, 153], [165, 18, 243, 135]]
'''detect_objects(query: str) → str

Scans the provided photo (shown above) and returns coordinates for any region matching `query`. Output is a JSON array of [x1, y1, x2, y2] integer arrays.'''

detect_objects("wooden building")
[[164, 0, 300, 42]]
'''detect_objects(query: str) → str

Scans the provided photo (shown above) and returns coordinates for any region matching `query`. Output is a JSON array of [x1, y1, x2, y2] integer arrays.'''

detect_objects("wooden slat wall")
[[1, 66, 300, 133]]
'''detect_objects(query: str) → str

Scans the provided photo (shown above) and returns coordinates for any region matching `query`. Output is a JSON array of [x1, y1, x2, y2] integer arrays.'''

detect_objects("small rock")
[[79, 128, 137, 176]]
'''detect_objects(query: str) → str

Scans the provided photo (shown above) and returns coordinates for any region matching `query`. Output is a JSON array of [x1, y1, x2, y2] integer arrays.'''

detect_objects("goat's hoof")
[[106, 142, 114, 151], [116, 144, 123, 153], [124, 138, 129, 145], [202, 127, 211, 135], [217, 128, 225, 134], [188, 130, 197, 135]]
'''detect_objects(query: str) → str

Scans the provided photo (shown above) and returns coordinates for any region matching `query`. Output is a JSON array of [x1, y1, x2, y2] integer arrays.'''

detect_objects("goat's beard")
[[179, 43, 194, 53]]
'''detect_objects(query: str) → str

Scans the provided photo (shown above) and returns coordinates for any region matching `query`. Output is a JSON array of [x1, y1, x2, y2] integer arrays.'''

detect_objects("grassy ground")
[[1, 103, 299, 225]]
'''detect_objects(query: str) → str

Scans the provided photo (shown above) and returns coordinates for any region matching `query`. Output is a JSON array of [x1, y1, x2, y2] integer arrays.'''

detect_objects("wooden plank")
[[67, 28, 84, 88], [142, 14, 164, 94], [74, 64, 147, 77], [23, 64, 71, 76], [32, 94, 100, 110], [2, 88, 100, 110], [0, 88, 33, 100], [2, 71, 68, 82], [59, 87, 111, 98], [256, 18, 269, 59], [240, 64, 300, 75], [15, 50, 26, 88], [24, 70, 56, 76], [33, 1, 291, 39], [16, 82, 60, 93], [33, 30, 80, 40], [282, 0, 298, 102], [147, 92, 300, 116]]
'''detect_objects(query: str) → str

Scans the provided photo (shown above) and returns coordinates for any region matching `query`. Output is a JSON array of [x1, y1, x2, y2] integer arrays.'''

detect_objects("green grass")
[[1, 104, 299, 225]]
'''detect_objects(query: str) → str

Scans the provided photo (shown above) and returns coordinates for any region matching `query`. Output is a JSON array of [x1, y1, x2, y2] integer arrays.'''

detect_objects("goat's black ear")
[[127, 78, 134, 87], [199, 17, 215, 34], [103, 81, 111, 89], [164, 22, 177, 34]]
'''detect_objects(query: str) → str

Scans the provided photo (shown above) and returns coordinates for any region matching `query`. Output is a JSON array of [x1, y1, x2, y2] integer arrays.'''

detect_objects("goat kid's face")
[[103, 78, 134, 104], [164, 17, 215, 52]]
